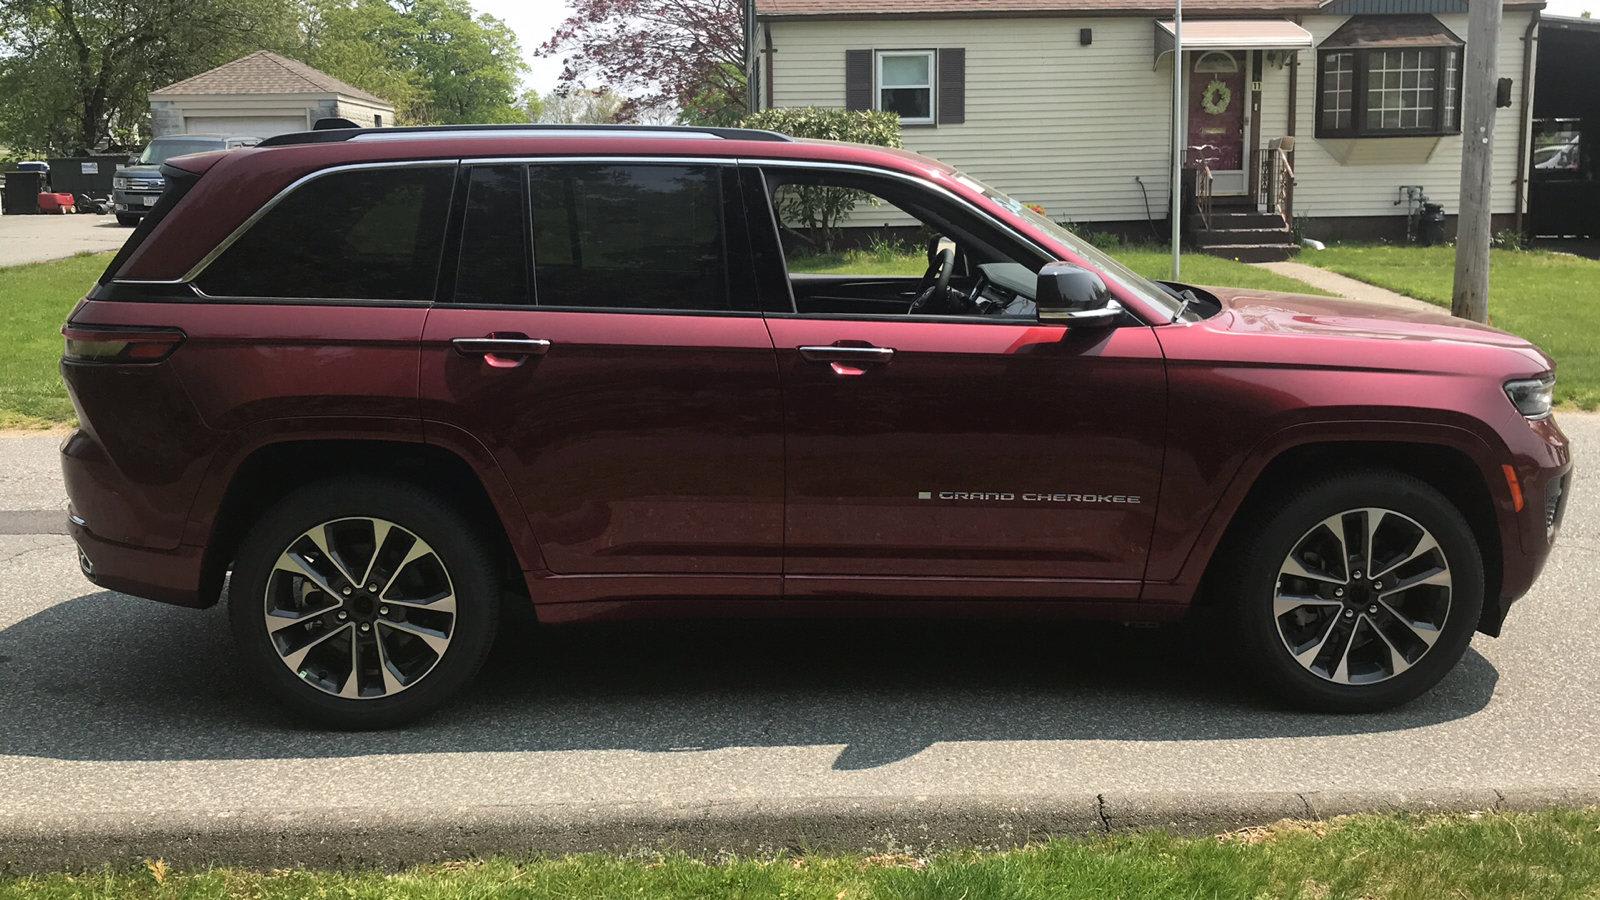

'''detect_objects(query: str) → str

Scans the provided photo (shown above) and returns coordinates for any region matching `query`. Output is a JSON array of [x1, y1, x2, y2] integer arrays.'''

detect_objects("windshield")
[[954, 173, 1187, 319], [136, 139, 222, 165]]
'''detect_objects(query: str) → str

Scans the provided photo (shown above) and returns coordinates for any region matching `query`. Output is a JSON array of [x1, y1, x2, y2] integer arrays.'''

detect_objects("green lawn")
[[3, 810, 1599, 898], [791, 245, 1330, 295], [0, 252, 108, 428], [1308, 245, 1600, 410]]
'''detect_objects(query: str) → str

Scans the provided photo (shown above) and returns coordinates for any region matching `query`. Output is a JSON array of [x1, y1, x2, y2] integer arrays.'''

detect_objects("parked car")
[[64, 124, 1571, 727], [112, 134, 259, 226]]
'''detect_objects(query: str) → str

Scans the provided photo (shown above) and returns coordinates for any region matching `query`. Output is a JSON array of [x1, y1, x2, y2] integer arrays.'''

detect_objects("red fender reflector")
[[62, 325, 185, 365]]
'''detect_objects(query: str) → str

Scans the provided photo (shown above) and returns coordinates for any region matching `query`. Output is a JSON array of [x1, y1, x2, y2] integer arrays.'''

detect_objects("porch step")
[[1199, 242, 1299, 263], [1206, 211, 1287, 230], [1196, 227, 1296, 247]]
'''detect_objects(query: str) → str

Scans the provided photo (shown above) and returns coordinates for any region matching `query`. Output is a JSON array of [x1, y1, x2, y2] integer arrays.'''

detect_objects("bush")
[[739, 107, 903, 250], [1492, 228, 1526, 251]]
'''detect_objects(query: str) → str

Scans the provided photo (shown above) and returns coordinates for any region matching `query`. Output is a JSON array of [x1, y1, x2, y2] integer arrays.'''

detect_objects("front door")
[[420, 161, 785, 602], [751, 166, 1169, 600], [1188, 51, 1248, 196]]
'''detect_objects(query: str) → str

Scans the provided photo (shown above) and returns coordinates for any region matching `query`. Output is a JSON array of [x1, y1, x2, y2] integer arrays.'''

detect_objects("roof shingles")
[[151, 51, 388, 106]]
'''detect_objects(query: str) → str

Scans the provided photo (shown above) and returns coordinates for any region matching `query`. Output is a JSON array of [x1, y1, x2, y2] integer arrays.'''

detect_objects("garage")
[[148, 51, 395, 142], [181, 115, 308, 137]]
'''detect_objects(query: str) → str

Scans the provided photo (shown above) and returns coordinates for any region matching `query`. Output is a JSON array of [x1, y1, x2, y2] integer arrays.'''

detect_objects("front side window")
[[527, 163, 755, 312], [876, 51, 935, 124], [1317, 46, 1461, 138], [197, 165, 454, 301]]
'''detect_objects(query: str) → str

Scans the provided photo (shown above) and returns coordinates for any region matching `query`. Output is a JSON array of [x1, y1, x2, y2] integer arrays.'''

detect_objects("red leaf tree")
[[540, 0, 747, 123]]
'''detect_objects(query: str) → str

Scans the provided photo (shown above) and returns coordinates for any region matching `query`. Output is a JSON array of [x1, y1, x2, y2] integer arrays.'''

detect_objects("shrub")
[[739, 107, 903, 250]]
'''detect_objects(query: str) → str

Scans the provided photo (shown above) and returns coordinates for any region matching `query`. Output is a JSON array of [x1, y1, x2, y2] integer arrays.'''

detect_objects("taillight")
[[62, 325, 185, 364]]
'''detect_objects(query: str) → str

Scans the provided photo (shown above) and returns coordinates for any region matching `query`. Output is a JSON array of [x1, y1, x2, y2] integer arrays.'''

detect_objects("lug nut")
[[1368, 605, 1379, 614], [1335, 588, 1344, 597], [1344, 609, 1355, 618], [1352, 570, 1362, 580], [1372, 581, 1383, 591], [379, 605, 389, 615], [360, 623, 371, 633], [368, 583, 378, 592], [337, 611, 348, 621], [341, 587, 352, 596]]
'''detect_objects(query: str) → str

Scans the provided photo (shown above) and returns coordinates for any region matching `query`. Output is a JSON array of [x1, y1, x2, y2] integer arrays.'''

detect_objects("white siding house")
[[753, 0, 1541, 244]]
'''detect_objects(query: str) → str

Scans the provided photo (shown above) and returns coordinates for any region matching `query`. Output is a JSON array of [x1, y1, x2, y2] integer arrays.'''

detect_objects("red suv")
[[62, 124, 1571, 727]]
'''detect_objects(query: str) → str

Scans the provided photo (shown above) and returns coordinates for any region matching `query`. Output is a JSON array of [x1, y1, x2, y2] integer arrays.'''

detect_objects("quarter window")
[[527, 164, 756, 312], [1316, 46, 1462, 138], [876, 51, 935, 124], [198, 166, 454, 301]]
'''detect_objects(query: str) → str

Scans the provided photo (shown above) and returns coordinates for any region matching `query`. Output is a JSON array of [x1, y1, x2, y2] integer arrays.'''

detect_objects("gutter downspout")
[[1513, 10, 1539, 235]]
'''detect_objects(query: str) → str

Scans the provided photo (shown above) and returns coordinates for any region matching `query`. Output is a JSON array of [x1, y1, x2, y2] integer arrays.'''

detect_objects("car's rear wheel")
[[1223, 471, 1484, 712], [228, 478, 499, 728]]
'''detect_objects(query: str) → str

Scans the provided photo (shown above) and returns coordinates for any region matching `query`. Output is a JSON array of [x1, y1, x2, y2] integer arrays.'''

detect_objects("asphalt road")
[[0, 418, 1595, 865], [0, 213, 131, 267]]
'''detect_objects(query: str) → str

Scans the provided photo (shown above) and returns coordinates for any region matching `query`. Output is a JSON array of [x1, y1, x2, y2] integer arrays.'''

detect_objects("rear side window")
[[455, 165, 530, 306], [99, 165, 199, 285], [527, 164, 757, 312], [196, 166, 454, 301]]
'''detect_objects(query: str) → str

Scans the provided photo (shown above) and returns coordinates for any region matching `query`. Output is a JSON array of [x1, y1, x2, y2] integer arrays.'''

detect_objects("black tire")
[[115, 213, 140, 227], [1221, 470, 1484, 712], [228, 477, 500, 728]]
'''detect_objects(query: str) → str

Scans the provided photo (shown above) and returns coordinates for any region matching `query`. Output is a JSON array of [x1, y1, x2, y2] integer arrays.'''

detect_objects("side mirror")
[[1036, 262, 1121, 328]]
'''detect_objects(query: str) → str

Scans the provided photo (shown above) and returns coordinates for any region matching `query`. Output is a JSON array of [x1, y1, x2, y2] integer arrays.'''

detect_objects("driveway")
[[0, 213, 132, 267], [0, 418, 1594, 868]]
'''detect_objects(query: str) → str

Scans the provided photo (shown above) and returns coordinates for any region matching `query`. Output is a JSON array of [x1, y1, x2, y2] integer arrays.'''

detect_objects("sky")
[[474, 0, 575, 97]]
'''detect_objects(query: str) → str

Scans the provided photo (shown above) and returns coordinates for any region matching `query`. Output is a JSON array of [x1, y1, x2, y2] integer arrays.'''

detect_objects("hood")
[[1195, 285, 1554, 374]]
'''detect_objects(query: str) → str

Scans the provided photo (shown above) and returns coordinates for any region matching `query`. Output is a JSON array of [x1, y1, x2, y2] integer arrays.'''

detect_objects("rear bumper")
[[67, 514, 210, 608]]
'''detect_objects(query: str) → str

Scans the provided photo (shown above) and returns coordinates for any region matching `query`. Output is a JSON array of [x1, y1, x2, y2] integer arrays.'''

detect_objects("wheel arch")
[[194, 437, 532, 609], [1193, 438, 1505, 635]]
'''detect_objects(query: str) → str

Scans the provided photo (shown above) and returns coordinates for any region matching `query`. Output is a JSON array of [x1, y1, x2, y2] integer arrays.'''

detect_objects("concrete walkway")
[[1252, 260, 1441, 315]]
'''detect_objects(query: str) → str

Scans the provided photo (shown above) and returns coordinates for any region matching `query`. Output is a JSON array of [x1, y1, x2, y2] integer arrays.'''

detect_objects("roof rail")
[[259, 123, 794, 148]]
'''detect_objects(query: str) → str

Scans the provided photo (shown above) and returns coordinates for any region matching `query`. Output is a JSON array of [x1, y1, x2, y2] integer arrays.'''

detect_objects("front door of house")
[[1188, 51, 1247, 196]]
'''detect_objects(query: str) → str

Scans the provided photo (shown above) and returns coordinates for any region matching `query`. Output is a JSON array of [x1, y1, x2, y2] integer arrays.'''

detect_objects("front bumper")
[[1484, 415, 1573, 634], [111, 188, 162, 215]]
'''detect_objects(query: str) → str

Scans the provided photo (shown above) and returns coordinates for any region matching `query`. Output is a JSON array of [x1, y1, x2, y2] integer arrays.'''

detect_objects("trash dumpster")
[[2, 170, 46, 215]]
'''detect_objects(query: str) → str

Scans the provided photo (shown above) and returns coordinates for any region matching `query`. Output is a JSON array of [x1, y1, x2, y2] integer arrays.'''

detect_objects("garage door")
[[183, 115, 307, 139]]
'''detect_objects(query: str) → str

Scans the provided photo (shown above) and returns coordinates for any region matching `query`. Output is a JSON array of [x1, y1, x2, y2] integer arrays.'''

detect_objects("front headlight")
[[1505, 374, 1555, 420], [112, 176, 128, 189]]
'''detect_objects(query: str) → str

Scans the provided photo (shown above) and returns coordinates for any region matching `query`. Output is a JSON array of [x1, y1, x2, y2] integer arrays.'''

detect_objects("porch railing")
[[1255, 143, 1295, 224], [1193, 163, 1213, 230]]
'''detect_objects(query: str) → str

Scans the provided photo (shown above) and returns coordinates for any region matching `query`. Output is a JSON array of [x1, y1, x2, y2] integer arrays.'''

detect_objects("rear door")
[[419, 160, 786, 600]]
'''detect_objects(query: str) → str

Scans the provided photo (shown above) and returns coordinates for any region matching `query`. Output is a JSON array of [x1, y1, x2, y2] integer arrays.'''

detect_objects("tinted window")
[[528, 164, 749, 312], [455, 165, 530, 305], [198, 166, 454, 301]]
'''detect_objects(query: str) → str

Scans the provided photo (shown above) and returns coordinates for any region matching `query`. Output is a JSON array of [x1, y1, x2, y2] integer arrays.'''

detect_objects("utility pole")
[[1170, 0, 1183, 279], [1452, 0, 1503, 323]]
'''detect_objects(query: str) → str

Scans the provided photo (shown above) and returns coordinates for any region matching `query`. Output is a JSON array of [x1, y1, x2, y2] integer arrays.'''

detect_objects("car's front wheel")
[[1224, 471, 1484, 712], [115, 213, 139, 227], [228, 478, 500, 728]]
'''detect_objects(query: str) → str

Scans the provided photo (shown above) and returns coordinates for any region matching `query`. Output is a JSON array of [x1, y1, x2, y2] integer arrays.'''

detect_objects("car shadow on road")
[[0, 590, 1499, 769]]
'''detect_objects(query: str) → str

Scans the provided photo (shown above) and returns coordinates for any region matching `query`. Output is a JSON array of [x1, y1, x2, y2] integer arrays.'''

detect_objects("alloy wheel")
[[1273, 507, 1452, 685], [262, 517, 456, 699]]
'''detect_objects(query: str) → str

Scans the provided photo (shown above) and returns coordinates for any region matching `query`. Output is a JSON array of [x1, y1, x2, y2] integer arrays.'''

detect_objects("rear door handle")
[[797, 344, 894, 377], [452, 335, 551, 369]]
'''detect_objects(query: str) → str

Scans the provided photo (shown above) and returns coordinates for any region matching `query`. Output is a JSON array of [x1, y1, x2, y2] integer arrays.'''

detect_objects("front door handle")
[[452, 335, 551, 369], [797, 344, 894, 376]]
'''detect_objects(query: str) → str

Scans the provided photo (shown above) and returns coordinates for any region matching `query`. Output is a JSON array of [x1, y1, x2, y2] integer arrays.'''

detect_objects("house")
[[750, 0, 1543, 254], [149, 51, 395, 140], [1529, 14, 1597, 240]]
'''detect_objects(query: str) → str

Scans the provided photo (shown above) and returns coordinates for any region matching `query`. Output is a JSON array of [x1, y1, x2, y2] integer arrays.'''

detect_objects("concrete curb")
[[3, 788, 1597, 872]]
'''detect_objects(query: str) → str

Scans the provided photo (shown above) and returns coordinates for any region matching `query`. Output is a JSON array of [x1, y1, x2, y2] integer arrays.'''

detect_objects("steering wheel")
[[908, 237, 956, 314]]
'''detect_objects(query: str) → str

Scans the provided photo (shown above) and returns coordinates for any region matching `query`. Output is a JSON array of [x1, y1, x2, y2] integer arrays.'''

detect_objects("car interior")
[[760, 169, 1048, 320]]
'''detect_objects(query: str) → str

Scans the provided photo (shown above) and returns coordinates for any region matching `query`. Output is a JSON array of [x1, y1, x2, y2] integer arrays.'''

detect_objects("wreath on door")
[[1201, 78, 1232, 115]]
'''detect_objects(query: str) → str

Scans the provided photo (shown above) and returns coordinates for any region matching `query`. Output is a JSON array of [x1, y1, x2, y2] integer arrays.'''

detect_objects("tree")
[[540, 0, 746, 123], [301, 0, 526, 125], [526, 88, 624, 124], [740, 107, 903, 250], [0, 0, 301, 153]]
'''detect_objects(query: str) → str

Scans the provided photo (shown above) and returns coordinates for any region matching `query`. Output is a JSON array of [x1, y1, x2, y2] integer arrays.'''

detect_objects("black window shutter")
[[937, 48, 965, 124], [845, 49, 872, 111]]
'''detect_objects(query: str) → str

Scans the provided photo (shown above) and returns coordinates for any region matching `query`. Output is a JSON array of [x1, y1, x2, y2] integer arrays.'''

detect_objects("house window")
[[375, 113, 384, 128], [1316, 46, 1462, 138], [876, 50, 935, 124]]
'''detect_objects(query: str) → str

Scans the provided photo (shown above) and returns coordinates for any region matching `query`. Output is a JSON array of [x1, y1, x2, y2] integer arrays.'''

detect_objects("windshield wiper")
[[1171, 289, 1198, 323]]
